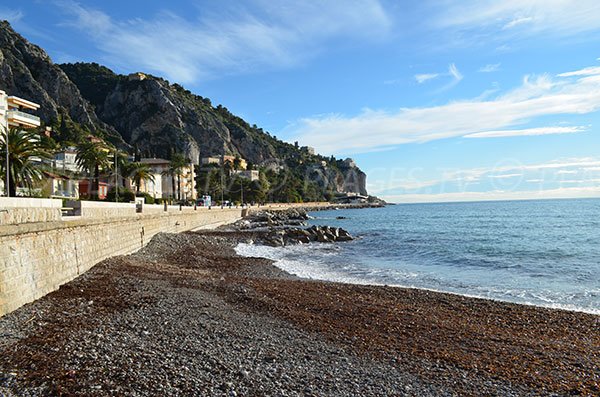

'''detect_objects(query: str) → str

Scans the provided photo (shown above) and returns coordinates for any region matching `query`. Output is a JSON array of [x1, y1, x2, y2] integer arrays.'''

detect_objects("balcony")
[[7, 96, 40, 111], [7, 110, 41, 128]]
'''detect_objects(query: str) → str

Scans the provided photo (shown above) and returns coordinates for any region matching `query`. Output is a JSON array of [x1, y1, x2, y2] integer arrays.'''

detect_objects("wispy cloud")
[[478, 63, 501, 73], [289, 64, 600, 154], [384, 186, 600, 204], [0, 7, 24, 23], [369, 157, 600, 203], [448, 63, 463, 81], [436, 0, 600, 37], [488, 173, 522, 179], [558, 67, 600, 77], [464, 126, 586, 138], [503, 16, 534, 30], [414, 63, 463, 90], [414, 73, 439, 84], [56, 0, 391, 83]]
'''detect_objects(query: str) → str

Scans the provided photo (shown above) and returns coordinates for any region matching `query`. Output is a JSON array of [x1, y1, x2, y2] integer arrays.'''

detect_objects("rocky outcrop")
[[0, 21, 122, 143], [262, 225, 354, 246], [229, 209, 354, 247]]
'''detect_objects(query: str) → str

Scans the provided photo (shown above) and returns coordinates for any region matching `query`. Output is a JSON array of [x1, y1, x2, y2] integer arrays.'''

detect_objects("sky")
[[3, 0, 600, 203]]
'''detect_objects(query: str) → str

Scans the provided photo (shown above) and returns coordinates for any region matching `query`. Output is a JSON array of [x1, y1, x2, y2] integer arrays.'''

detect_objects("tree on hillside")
[[76, 139, 112, 200], [0, 127, 53, 197]]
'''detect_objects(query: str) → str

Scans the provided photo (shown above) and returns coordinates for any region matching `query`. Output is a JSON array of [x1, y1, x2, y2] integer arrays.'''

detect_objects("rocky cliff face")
[[0, 21, 368, 196], [0, 21, 122, 143]]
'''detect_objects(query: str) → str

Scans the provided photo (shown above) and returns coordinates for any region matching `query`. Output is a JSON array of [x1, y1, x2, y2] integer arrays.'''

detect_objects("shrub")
[[106, 187, 135, 202], [136, 192, 155, 204]]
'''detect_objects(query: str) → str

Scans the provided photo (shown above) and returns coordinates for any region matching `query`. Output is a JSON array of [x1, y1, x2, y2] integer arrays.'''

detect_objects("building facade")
[[139, 158, 197, 201], [0, 90, 42, 196]]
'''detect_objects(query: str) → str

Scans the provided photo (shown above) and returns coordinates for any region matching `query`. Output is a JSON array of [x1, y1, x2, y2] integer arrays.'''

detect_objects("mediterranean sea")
[[236, 198, 600, 314]]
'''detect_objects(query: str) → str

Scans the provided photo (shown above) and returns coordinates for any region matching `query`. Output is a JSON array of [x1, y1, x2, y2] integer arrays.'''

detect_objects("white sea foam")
[[234, 242, 600, 315]]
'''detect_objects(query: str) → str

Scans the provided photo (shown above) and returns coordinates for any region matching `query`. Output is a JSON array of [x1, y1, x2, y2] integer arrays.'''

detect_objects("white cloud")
[[290, 65, 600, 154], [383, 186, 600, 204], [448, 63, 463, 81], [464, 126, 586, 138], [503, 16, 534, 30], [0, 8, 24, 23], [436, 1, 600, 37], [369, 157, 600, 197], [488, 173, 522, 179], [478, 63, 501, 73], [414, 63, 463, 86], [415, 73, 439, 84], [58, 1, 391, 83], [558, 67, 600, 77]]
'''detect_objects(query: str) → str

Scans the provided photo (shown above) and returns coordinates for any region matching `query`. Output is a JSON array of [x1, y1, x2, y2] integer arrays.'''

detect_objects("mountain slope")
[[0, 21, 123, 144], [0, 21, 368, 197]]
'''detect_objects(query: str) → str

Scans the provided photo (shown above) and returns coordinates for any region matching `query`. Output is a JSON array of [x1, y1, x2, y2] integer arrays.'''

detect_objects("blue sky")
[[4, 0, 600, 203]]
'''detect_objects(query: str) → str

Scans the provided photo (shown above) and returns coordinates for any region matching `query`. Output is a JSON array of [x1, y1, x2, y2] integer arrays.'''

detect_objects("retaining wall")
[[0, 198, 63, 225], [0, 207, 243, 316]]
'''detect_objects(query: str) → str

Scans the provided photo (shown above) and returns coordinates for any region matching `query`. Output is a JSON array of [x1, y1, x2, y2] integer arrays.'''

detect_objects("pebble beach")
[[1, 230, 598, 396]]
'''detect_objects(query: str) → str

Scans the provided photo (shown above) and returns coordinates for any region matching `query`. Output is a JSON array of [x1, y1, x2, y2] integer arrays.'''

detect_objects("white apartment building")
[[53, 146, 81, 173], [0, 90, 42, 195], [0, 90, 41, 131], [139, 158, 197, 201]]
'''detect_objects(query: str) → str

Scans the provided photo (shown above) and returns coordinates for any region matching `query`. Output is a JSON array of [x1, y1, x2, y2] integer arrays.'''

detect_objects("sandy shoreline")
[[1, 230, 598, 396]]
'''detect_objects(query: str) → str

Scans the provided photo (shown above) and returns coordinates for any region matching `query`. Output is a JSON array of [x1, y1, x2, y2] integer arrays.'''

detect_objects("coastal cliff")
[[0, 21, 123, 144], [0, 21, 368, 199]]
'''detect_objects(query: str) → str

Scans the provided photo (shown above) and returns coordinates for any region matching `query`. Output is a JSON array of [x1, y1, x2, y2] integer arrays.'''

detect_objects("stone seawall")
[[0, 208, 243, 316]]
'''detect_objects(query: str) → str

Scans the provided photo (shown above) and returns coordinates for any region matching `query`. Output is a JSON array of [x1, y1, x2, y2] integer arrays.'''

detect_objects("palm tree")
[[0, 127, 53, 197], [130, 162, 155, 194], [75, 139, 111, 200], [164, 153, 187, 201]]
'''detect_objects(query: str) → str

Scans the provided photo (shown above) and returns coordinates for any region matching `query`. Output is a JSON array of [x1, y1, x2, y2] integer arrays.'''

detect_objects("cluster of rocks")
[[233, 209, 310, 230], [227, 209, 355, 247], [263, 225, 354, 247]]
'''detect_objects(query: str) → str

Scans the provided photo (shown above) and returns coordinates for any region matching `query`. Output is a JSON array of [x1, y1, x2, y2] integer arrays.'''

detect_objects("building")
[[301, 146, 315, 155], [233, 170, 259, 181], [53, 146, 81, 173], [42, 171, 79, 198], [139, 158, 197, 201], [201, 156, 221, 166], [333, 193, 368, 204], [0, 90, 41, 131], [0, 90, 42, 196], [201, 155, 248, 170], [128, 72, 147, 81], [79, 180, 108, 200], [222, 155, 247, 170]]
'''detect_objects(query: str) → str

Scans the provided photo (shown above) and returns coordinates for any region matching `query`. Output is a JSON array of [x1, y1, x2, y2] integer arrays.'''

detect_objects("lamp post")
[[3, 124, 8, 197], [240, 177, 244, 206], [114, 149, 119, 202], [221, 168, 224, 205]]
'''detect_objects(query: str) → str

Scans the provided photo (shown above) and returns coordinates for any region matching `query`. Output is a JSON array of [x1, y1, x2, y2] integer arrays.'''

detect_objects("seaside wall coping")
[[0, 197, 63, 208]]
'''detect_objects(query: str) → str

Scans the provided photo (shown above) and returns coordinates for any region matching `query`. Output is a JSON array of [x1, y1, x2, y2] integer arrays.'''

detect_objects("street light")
[[1, 122, 9, 197], [114, 149, 119, 202], [240, 177, 244, 206]]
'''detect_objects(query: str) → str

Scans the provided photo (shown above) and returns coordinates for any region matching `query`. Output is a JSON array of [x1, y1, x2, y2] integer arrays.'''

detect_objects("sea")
[[235, 198, 600, 314]]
